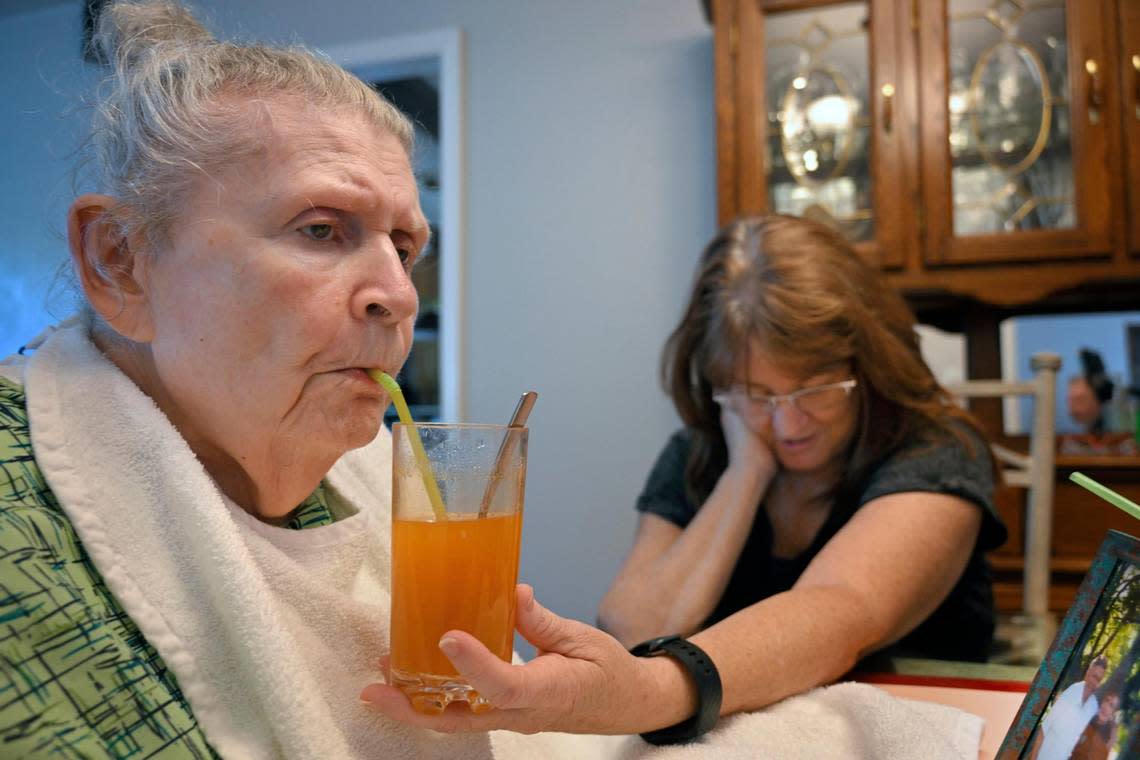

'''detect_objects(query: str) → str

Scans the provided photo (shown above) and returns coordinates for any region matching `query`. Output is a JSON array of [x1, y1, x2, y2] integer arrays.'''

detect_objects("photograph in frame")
[[998, 530, 1140, 759]]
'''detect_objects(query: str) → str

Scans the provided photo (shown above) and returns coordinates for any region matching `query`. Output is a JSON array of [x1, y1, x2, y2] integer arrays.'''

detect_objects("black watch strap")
[[629, 634, 722, 745]]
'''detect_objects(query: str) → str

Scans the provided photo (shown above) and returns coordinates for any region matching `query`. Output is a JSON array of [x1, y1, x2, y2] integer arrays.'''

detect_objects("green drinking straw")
[[1070, 472, 1140, 523], [368, 370, 447, 520]]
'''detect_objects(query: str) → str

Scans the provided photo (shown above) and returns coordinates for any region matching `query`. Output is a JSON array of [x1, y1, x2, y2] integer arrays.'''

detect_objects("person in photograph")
[[1068, 685, 1120, 760], [1029, 655, 1109, 760], [1066, 349, 1114, 436]]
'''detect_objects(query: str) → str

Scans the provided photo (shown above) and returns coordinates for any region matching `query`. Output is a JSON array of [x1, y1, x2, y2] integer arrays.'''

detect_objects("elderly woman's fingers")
[[359, 683, 501, 732], [359, 684, 413, 715], [514, 584, 599, 657], [436, 630, 530, 708]]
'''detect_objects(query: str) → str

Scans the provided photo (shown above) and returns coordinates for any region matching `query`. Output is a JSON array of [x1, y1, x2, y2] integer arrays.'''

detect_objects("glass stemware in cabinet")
[[764, 1, 874, 243], [948, 0, 1075, 236]]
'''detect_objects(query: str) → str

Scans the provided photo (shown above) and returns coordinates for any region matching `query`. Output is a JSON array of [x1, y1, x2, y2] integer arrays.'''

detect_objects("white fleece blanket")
[[5, 319, 985, 759], [608, 682, 984, 759]]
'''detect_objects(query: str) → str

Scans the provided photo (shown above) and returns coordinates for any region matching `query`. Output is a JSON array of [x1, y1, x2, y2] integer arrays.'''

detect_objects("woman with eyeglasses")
[[592, 214, 1006, 735]]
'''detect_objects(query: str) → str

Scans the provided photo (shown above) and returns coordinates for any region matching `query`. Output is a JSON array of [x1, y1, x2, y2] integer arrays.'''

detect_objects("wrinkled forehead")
[[195, 95, 425, 224], [255, 99, 411, 180]]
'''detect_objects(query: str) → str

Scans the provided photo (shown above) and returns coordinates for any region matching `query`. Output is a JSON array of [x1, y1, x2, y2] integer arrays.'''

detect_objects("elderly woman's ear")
[[67, 194, 155, 343]]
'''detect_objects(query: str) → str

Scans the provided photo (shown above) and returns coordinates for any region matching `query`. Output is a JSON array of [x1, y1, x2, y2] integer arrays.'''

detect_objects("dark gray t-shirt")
[[635, 422, 1007, 662]]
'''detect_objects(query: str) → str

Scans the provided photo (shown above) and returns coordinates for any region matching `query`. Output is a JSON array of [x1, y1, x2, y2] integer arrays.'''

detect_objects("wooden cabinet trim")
[[735, 0, 768, 219], [759, 0, 847, 10], [1119, 0, 1140, 254], [890, 259, 1140, 307], [870, 0, 905, 268], [1064, 0, 1116, 255], [915, 0, 952, 265], [932, 231, 1113, 265], [714, 0, 740, 225]]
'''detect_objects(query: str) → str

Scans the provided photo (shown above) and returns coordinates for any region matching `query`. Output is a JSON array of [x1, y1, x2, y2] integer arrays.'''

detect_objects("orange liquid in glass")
[[390, 511, 523, 677]]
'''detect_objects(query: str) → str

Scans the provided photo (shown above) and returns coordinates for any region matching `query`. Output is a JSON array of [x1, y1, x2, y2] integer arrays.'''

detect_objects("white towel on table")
[[610, 682, 983, 760]]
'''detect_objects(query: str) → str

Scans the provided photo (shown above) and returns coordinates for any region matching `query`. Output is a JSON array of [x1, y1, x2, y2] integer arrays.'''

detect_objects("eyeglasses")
[[712, 379, 858, 419]]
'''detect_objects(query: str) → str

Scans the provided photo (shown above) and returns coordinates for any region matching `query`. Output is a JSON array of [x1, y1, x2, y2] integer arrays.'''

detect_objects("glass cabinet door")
[[948, 0, 1073, 236], [722, 0, 907, 268], [764, 3, 876, 243], [920, 0, 1114, 264]]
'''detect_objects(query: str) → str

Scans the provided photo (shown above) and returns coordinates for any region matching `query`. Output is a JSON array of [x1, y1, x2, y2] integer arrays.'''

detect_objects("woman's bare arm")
[[689, 490, 983, 713], [597, 467, 768, 645], [598, 406, 777, 645]]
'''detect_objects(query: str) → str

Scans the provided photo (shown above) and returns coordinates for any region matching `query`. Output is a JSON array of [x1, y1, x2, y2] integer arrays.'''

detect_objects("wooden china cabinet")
[[708, 0, 1140, 614]]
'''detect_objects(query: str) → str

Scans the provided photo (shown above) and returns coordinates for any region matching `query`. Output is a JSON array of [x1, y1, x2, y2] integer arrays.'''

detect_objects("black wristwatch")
[[629, 634, 722, 745]]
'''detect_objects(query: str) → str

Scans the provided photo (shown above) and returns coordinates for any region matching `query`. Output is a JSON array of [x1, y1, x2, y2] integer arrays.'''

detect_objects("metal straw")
[[478, 391, 537, 517]]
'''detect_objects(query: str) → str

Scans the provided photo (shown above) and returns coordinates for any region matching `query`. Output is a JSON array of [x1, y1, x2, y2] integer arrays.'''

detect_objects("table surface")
[[858, 658, 1038, 760], [874, 683, 1026, 760], [867, 656, 1039, 682]]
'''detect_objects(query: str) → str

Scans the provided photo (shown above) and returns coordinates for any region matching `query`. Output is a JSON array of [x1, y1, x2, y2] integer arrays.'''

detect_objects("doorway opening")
[[326, 30, 465, 422]]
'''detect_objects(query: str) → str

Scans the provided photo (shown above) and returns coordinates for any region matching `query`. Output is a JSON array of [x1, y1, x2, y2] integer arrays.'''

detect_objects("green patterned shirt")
[[0, 376, 338, 758]]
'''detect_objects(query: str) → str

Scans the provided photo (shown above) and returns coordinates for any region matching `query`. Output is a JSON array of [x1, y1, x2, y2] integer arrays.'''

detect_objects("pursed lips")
[[334, 367, 391, 388]]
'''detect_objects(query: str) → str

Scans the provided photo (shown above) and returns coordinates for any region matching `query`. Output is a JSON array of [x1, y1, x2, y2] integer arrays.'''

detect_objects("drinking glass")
[[388, 422, 527, 714]]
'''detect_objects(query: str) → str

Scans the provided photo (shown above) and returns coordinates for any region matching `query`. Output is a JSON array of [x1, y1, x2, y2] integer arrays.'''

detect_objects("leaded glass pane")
[[948, 0, 1074, 235], [764, 2, 873, 242]]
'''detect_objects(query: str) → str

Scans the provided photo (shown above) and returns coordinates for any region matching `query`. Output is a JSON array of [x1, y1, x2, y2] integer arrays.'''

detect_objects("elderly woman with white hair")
[[0, 1, 428, 755]]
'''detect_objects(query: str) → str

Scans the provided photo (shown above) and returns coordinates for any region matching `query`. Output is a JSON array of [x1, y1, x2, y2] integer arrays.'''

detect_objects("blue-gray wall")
[[1, 0, 715, 639], [1, 3, 97, 351]]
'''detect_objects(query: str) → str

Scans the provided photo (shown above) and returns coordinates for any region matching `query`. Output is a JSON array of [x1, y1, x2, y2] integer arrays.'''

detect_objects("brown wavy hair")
[[661, 214, 991, 505]]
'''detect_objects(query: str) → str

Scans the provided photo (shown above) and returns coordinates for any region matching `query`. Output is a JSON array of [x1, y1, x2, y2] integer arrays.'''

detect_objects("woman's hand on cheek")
[[360, 584, 656, 735], [719, 404, 777, 481]]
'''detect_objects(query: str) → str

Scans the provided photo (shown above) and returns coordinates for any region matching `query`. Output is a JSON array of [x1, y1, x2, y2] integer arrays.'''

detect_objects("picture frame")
[[998, 530, 1140, 759]]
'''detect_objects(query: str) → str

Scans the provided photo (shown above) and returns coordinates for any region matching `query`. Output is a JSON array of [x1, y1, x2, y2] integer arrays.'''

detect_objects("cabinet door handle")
[[881, 83, 895, 134], [1133, 54, 1140, 121], [1086, 59, 1103, 125]]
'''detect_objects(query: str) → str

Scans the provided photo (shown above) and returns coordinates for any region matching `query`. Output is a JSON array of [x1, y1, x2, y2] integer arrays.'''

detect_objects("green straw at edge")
[[368, 370, 448, 521], [1070, 472, 1140, 523]]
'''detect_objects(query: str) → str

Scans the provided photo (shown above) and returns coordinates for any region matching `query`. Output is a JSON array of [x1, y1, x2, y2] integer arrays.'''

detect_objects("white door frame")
[[1000, 319, 1022, 433], [324, 29, 466, 421]]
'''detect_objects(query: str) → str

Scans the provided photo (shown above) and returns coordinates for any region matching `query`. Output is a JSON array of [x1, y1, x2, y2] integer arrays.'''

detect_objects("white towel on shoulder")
[[13, 318, 615, 759]]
